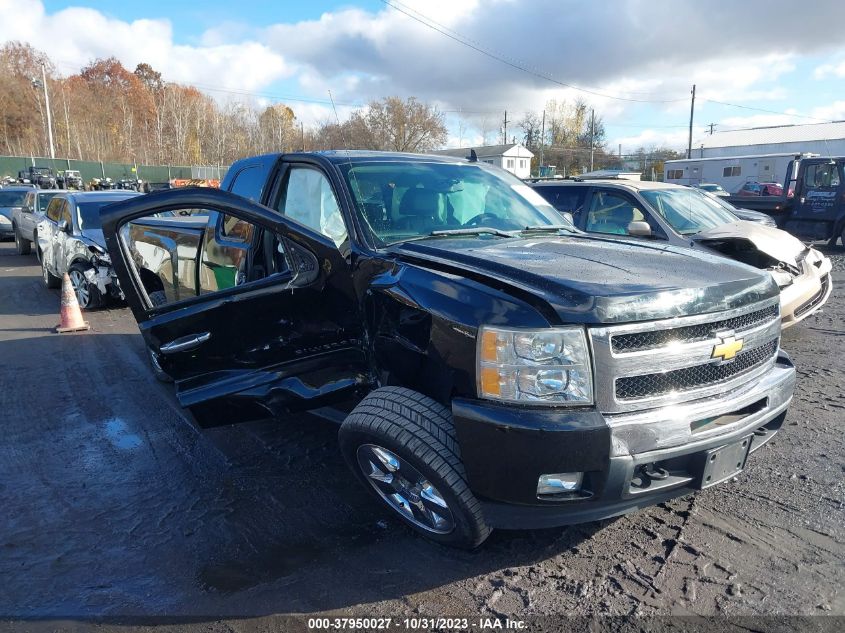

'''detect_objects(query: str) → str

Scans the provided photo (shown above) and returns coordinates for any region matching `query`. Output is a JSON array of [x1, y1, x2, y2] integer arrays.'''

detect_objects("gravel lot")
[[0, 239, 843, 627]]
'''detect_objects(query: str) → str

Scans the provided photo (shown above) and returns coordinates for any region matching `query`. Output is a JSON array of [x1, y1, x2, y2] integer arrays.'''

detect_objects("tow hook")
[[641, 464, 669, 480], [631, 463, 669, 489]]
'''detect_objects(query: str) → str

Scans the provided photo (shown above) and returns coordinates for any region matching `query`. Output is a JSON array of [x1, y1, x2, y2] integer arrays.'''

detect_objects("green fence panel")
[[1, 155, 228, 186]]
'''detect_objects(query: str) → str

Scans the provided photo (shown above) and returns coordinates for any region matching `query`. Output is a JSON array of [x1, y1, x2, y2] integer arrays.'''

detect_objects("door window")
[[228, 165, 265, 203], [23, 192, 34, 213], [59, 201, 72, 227], [585, 191, 642, 235], [119, 209, 289, 308], [277, 167, 347, 247], [804, 163, 841, 189], [46, 198, 64, 222], [534, 187, 588, 219]]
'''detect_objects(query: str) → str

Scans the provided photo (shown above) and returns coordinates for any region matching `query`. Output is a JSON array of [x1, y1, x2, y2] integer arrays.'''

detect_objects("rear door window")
[[534, 186, 588, 221]]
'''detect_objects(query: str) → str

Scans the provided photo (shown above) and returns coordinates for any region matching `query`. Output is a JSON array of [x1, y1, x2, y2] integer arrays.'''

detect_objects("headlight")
[[477, 326, 593, 405], [0, 215, 11, 225]]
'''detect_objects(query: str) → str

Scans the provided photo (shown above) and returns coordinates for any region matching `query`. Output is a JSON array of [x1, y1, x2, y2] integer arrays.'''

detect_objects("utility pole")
[[539, 109, 545, 175], [708, 122, 716, 135], [502, 110, 508, 145], [589, 108, 595, 172], [36, 63, 55, 159], [687, 84, 696, 159]]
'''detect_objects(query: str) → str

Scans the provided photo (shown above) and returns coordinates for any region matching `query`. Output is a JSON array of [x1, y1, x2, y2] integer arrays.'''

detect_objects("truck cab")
[[98, 151, 796, 548], [780, 157, 845, 245]]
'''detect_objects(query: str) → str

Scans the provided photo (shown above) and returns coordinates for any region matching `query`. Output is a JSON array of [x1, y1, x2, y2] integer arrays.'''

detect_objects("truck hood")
[[694, 220, 806, 268], [390, 234, 777, 324]]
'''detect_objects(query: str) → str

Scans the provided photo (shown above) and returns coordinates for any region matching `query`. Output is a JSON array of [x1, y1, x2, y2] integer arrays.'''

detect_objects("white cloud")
[[3, 0, 845, 146], [0, 0, 292, 93], [813, 58, 845, 79], [810, 100, 845, 121]]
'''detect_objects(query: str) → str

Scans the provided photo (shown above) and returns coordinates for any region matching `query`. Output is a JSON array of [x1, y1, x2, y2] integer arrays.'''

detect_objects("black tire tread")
[[340, 387, 490, 548]]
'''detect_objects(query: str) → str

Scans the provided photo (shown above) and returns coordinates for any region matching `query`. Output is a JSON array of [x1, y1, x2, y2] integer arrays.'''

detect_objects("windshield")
[[0, 191, 27, 207], [77, 201, 115, 230], [37, 191, 59, 209], [700, 190, 742, 214], [641, 188, 739, 235], [338, 161, 565, 246], [699, 184, 724, 192]]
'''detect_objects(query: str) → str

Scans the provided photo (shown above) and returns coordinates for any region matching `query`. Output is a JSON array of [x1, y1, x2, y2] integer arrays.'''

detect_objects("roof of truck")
[[318, 150, 473, 164], [531, 179, 679, 191]]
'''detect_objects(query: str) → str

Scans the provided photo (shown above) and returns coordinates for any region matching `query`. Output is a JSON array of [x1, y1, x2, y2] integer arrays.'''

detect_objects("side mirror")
[[57, 219, 69, 233], [627, 220, 652, 237], [560, 211, 574, 225]]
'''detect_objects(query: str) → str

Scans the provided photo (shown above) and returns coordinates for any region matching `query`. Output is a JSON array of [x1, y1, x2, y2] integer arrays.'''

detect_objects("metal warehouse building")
[[690, 121, 845, 158]]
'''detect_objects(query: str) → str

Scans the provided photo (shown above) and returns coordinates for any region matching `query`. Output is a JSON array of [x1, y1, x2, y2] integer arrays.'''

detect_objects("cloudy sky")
[[5, 0, 845, 152]]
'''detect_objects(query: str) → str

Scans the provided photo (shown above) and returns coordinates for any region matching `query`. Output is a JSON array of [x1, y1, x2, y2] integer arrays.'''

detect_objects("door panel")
[[101, 187, 367, 427]]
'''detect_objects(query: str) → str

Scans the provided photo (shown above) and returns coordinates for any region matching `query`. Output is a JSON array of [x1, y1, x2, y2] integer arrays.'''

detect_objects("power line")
[[701, 99, 833, 123], [379, 0, 687, 104]]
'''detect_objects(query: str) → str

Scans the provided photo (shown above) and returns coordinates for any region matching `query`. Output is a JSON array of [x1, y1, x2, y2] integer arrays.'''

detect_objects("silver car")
[[37, 190, 141, 308], [11, 188, 67, 255], [0, 186, 35, 241]]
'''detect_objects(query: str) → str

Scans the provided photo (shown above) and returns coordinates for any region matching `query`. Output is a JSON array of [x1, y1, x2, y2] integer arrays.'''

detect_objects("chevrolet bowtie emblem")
[[711, 332, 743, 363]]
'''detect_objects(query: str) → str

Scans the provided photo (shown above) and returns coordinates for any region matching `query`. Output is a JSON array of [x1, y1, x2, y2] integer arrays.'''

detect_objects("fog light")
[[537, 472, 583, 495]]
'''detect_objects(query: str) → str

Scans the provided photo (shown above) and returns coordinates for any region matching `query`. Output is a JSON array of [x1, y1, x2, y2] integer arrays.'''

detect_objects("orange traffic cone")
[[56, 272, 90, 333]]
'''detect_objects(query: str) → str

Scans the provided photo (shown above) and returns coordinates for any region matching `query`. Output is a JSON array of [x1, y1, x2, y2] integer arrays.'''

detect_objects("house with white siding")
[[432, 143, 534, 178]]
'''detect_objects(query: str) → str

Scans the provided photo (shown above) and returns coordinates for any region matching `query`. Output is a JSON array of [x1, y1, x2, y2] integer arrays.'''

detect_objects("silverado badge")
[[711, 331, 743, 363]]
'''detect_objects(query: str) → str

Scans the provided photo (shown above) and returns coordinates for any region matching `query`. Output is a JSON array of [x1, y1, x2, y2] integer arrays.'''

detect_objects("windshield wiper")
[[521, 224, 577, 234], [428, 227, 515, 238]]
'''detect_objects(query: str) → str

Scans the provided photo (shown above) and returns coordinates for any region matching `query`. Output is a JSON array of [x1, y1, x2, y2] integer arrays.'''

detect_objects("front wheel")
[[339, 387, 491, 549], [68, 263, 103, 309]]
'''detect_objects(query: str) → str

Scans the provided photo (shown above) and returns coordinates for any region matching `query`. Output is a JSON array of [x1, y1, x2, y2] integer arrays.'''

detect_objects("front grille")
[[611, 304, 779, 353], [615, 340, 778, 401], [794, 274, 830, 318]]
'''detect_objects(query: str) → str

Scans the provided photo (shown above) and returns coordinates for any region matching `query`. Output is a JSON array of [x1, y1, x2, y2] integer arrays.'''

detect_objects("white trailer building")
[[664, 152, 817, 193], [664, 121, 845, 193]]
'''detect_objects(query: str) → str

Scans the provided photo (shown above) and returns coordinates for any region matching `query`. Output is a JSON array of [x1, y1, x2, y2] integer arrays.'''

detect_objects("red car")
[[736, 181, 784, 197]]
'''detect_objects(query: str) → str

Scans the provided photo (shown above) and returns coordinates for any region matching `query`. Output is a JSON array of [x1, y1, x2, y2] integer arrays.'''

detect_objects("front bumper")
[[779, 252, 833, 328], [0, 218, 13, 237], [452, 351, 795, 529]]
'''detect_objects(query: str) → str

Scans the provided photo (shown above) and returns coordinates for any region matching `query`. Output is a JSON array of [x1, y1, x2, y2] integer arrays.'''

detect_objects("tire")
[[14, 227, 31, 255], [68, 262, 103, 310], [339, 387, 491, 549], [148, 290, 168, 306], [41, 257, 61, 289]]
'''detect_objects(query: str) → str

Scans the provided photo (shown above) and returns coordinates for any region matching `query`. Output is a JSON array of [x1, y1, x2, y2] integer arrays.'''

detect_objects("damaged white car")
[[36, 191, 141, 309], [529, 180, 833, 328]]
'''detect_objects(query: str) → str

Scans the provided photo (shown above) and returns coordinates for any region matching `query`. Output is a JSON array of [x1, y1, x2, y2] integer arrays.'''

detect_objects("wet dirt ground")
[[0, 240, 843, 626]]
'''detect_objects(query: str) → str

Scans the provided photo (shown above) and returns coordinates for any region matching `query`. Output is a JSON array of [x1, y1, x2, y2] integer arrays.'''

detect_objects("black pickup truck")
[[726, 156, 845, 245], [19, 165, 58, 189], [100, 151, 795, 547]]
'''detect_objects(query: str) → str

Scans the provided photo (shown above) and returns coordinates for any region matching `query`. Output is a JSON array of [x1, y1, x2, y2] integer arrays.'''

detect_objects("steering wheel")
[[463, 212, 500, 227]]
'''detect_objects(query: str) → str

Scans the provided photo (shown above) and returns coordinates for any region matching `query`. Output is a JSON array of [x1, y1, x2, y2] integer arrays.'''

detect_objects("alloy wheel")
[[68, 269, 90, 308], [356, 443, 455, 534]]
